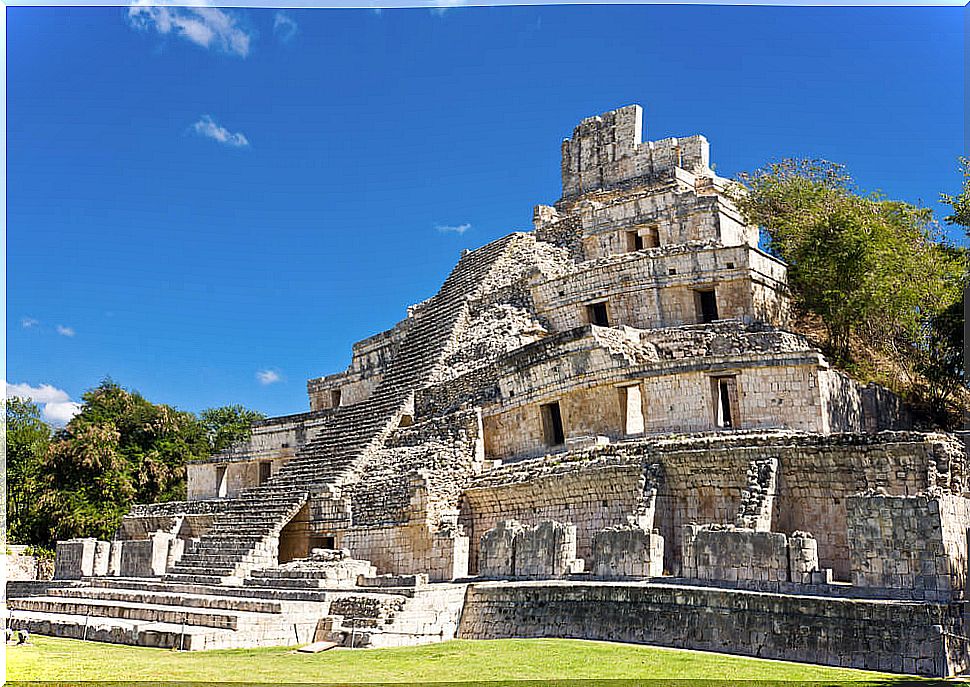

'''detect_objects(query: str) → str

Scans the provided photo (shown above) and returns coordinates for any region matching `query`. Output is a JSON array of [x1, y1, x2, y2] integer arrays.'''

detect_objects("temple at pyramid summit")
[[13, 104, 970, 677]]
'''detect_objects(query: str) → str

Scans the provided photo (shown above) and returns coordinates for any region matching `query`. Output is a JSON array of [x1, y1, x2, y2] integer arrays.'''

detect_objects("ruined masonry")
[[11, 104, 970, 677]]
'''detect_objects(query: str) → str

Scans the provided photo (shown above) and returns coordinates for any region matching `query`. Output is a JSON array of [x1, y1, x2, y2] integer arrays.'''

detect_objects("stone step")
[[87, 577, 334, 602], [48, 586, 285, 614], [162, 573, 241, 586], [10, 608, 321, 650], [9, 609, 235, 650], [9, 596, 245, 630]]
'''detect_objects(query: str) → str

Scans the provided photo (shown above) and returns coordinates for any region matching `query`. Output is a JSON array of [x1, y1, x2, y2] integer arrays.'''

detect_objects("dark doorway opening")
[[541, 401, 565, 447], [697, 289, 719, 323], [587, 302, 610, 327], [259, 461, 271, 485]]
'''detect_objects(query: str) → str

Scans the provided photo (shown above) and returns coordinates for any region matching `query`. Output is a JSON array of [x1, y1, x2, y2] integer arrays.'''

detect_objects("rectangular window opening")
[[216, 465, 228, 498], [586, 302, 610, 327], [259, 461, 272, 485], [626, 230, 644, 252], [618, 385, 645, 436], [330, 389, 342, 408], [541, 401, 565, 447], [712, 376, 739, 429], [697, 289, 719, 323]]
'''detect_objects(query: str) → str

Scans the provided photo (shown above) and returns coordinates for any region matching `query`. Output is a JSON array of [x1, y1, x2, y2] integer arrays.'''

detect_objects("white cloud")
[[273, 12, 298, 43], [56, 325, 75, 337], [436, 223, 471, 235], [191, 115, 250, 148], [5, 381, 82, 427], [430, 0, 468, 15], [21, 317, 39, 329], [256, 369, 281, 385], [128, 2, 252, 58]]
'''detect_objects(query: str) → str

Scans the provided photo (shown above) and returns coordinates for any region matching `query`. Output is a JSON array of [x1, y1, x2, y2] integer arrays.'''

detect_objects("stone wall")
[[348, 409, 484, 529], [458, 581, 967, 677], [462, 431, 965, 579], [682, 526, 790, 584], [847, 494, 970, 600], [462, 452, 645, 573], [531, 245, 787, 332], [589, 526, 663, 578], [118, 499, 229, 540], [560, 105, 711, 198], [572, 175, 758, 258], [341, 523, 469, 582]]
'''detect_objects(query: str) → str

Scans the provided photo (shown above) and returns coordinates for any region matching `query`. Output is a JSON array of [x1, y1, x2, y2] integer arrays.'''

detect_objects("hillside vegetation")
[[733, 158, 969, 428]]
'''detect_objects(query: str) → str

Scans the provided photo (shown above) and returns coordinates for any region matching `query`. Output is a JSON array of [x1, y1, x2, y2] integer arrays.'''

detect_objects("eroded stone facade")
[[36, 104, 970, 676]]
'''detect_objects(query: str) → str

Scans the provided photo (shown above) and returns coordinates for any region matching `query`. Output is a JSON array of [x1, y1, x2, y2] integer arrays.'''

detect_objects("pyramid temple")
[[11, 105, 970, 677]]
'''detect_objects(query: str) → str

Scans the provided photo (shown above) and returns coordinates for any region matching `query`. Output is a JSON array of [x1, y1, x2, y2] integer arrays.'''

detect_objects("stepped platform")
[[9, 575, 469, 650]]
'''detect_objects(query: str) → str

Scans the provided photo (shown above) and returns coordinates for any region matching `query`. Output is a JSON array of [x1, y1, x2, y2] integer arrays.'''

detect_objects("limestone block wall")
[[531, 245, 787, 332], [187, 410, 335, 500], [771, 434, 964, 580], [348, 409, 485, 529], [468, 325, 839, 461], [478, 520, 524, 577], [513, 521, 581, 578], [560, 104, 711, 198], [119, 533, 183, 577], [847, 494, 970, 600], [576, 187, 755, 260], [682, 526, 790, 584], [187, 455, 290, 501], [641, 364, 827, 435], [118, 499, 229, 540], [590, 526, 664, 578], [462, 454, 646, 572], [54, 539, 97, 580], [341, 523, 469, 582], [458, 581, 967, 677], [464, 432, 965, 580]]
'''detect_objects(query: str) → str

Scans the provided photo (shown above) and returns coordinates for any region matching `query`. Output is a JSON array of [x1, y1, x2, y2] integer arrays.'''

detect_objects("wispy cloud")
[[56, 325, 76, 337], [127, 2, 253, 58], [430, 0, 468, 15], [436, 223, 471, 235], [5, 381, 83, 426], [21, 317, 39, 329], [191, 115, 250, 148], [256, 369, 281, 385], [273, 12, 298, 43]]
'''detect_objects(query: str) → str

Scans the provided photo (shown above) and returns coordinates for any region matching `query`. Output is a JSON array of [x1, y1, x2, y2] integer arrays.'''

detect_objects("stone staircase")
[[7, 577, 329, 650], [316, 584, 469, 648], [8, 577, 468, 651], [163, 235, 523, 585]]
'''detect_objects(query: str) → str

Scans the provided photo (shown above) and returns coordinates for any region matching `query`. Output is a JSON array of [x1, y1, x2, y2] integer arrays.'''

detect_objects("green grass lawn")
[[6, 635, 932, 684]]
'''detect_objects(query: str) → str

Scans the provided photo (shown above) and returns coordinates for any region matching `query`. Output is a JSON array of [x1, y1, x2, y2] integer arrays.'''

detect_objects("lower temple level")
[[8, 573, 967, 678]]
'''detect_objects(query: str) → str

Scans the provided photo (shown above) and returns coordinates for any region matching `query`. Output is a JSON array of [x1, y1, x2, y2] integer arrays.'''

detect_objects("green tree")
[[941, 157, 970, 234], [734, 159, 966, 425], [35, 380, 210, 546], [199, 404, 265, 454], [4, 398, 50, 545]]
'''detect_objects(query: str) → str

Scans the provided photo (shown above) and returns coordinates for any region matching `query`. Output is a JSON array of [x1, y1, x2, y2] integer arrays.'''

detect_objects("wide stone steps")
[[88, 577, 333, 603], [10, 596, 246, 630], [8, 609, 237, 650], [48, 586, 285, 614], [141, 235, 521, 587]]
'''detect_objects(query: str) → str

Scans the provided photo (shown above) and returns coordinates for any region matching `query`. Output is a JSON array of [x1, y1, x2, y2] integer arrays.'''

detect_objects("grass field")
[[5, 635, 930, 684]]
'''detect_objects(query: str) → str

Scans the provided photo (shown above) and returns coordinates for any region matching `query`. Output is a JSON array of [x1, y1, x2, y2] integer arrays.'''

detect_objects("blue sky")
[[6, 4, 965, 424]]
